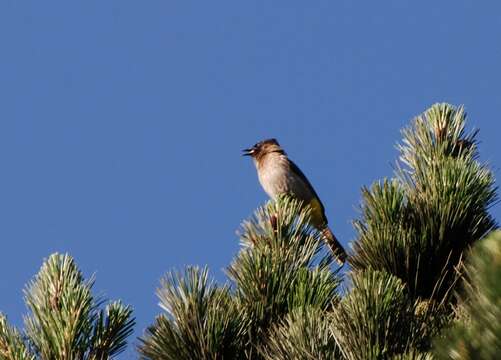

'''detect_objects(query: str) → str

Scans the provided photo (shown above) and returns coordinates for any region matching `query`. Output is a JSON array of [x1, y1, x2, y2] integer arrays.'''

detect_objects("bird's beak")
[[242, 148, 254, 156]]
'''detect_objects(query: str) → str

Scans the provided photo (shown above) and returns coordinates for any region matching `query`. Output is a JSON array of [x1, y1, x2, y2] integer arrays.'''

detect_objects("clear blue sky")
[[0, 1, 500, 357]]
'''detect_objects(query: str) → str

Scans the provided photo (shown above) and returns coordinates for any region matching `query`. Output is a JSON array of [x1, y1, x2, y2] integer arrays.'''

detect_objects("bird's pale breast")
[[256, 154, 315, 203], [257, 155, 287, 198]]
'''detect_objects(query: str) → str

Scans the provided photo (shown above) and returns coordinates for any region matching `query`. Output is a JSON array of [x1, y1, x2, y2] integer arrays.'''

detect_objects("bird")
[[243, 138, 347, 264]]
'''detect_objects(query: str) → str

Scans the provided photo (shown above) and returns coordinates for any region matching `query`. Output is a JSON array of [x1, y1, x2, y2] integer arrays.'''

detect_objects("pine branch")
[[22, 253, 134, 360], [398, 104, 478, 171], [0, 314, 34, 360], [226, 197, 341, 357], [259, 307, 341, 360], [331, 270, 418, 360], [138, 267, 246, 360], [434, 231, 501, 359], [88, 302, 135, 360], [351, 103, 497, 300], [24, 254, 96, 359]]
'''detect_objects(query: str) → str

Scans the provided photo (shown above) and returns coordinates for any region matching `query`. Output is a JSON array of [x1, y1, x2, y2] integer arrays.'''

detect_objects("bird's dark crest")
[[260, 138, 280, 146]]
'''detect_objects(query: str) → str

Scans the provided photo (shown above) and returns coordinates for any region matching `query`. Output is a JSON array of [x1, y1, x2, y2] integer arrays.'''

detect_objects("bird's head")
[[242, 138, 285, 161]]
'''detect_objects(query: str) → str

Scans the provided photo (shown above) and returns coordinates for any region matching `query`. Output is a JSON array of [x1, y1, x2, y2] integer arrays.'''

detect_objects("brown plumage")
[[243, 138, 347, 265]]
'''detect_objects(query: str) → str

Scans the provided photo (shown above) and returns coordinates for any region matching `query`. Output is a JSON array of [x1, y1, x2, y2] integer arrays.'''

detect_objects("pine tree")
[[0, 253, 135, 360], [140, 103, 498, 359], [343, 103, 497, 357], [350, 103, 496, 300]]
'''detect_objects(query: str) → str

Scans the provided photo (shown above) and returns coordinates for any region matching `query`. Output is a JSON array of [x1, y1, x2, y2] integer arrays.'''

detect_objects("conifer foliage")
[[0, 254, 134, 360], [139, 267, 247, 360], [351, 104, 497, 300], [139, 197, 342, 359], [434, 230, 501, 359]]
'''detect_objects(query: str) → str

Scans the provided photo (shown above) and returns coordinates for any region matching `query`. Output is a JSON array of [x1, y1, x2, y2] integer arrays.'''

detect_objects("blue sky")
[[0, 1, 500, 357]]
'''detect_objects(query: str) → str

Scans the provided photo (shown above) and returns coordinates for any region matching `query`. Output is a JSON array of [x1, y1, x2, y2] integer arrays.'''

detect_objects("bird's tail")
[[321, 227, 347, 265]]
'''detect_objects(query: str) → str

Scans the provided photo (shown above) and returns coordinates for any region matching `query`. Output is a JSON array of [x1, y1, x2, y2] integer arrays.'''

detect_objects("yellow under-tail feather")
[[307, 198, 347, 265], [308, 198, 327, 228]]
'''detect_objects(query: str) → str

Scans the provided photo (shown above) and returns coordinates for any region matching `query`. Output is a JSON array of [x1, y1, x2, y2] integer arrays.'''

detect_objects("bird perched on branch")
[[243, 138, 347, 264]]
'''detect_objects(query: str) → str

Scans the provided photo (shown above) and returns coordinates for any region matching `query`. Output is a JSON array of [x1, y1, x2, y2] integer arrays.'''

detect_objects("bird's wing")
[[288, 160, 328, 223]]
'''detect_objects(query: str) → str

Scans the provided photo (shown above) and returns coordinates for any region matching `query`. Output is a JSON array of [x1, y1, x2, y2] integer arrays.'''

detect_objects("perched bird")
[[243, 138, 347, 264]]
